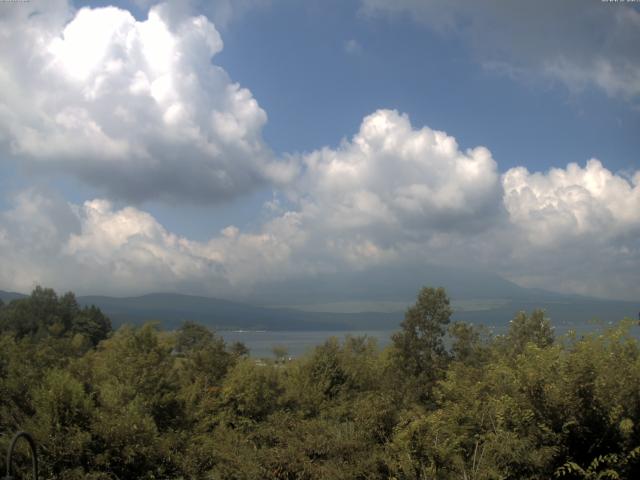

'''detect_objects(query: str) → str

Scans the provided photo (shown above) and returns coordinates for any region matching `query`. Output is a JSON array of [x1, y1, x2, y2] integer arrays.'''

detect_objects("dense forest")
[[1, 286, 639, 479]]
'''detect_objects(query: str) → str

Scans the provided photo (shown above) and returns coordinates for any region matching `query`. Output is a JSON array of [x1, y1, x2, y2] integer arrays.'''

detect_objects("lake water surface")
[[219, 322, 625, 359], [219, 330, 394, 358]]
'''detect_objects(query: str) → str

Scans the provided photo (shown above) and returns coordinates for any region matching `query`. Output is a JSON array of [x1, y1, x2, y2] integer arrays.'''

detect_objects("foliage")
[[390, 286, 453, 404], [1, 286, 640, 479], [0, 286, 111, 347]]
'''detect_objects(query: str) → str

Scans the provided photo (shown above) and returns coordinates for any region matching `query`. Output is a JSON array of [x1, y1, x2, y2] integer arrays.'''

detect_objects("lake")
[[219, 329, 395, 358], [218, 321, 628, 359]]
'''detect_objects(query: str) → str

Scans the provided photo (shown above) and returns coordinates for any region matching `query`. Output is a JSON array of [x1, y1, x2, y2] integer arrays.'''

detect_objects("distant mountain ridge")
[[1, 285, 637, 332], [0, 290, 400, 331], [77, 292, 403, 330], [0, 290, 26, 303]]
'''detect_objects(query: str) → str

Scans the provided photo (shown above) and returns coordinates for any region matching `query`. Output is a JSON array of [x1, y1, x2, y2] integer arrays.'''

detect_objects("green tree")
[[69, 305, 111, 347], [0, 287, 111, 346], [26, 369, 94, 478], [502, 309, 555, 354], [286, 337, 349, 415], [174, 320, 214, 354], [449, 321, 491, 367], [176, 322, 235, 425], [229, 340, 250, 358], [220, 358, 283, 425], [87, 323, 183, 478], [390, 286, 453, 403]]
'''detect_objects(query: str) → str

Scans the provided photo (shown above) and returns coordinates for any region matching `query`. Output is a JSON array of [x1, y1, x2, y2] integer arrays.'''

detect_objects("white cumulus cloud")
[[0, 1, 295, 204], [0, 191, 226, 295], [499, 160, 640, 299], [294, 109, 502, 236], [503, 159, 640, 245]]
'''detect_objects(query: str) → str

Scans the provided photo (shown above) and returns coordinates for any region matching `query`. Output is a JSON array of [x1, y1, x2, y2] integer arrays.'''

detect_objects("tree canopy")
[[1, 285, 639, 479]]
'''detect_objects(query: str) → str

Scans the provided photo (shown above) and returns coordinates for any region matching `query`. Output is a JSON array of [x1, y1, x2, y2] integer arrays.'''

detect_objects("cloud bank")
[[1, 110, 638, 300]]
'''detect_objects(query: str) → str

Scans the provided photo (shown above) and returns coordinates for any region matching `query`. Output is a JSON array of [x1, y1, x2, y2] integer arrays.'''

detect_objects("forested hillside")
[[1, 286, 639, 479]]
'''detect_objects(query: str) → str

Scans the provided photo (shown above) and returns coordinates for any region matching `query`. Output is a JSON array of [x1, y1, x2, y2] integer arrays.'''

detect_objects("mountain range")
[[1, 267, 637, 332]]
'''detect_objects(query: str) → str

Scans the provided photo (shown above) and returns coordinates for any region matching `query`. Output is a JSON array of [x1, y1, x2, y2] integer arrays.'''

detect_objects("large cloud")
[[0, 1, 294, 204], [289, 112, 640, 299], [500, 160, 640, 299], [294, 109, 502, 235], [503, 159, 640, 245], [361, 0, 640, 100], [246, 109, 504, 274], [0, 190, 228, 295], [0, 188, 306, 296]]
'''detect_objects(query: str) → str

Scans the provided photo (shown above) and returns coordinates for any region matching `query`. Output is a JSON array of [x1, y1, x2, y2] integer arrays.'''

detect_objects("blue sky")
[[0, 0, 639, 301], [214, 0, 638, 163]]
